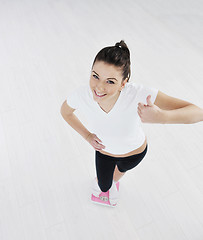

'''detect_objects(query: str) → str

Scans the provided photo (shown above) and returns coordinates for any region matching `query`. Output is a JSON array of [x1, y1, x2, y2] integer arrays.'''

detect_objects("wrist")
[[85, 132, 91, 140]]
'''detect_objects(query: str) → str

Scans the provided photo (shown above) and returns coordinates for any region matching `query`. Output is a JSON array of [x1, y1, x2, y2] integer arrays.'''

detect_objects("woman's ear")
[[122, 78, 128, 86], [120, 79, 128, 92]]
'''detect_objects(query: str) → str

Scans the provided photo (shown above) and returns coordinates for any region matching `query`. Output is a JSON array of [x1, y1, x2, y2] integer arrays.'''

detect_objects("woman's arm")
[[138, 90, 203, 124], [61, 112, 91, 140], [154, 90, 203, 124], [160, 104, 203, 124]]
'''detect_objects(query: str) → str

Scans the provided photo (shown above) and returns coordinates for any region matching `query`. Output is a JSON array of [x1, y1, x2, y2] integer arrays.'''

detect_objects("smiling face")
[[89, 61, 128, 104]]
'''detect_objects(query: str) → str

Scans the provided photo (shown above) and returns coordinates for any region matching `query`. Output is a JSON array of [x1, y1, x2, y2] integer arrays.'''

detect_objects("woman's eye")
[[93, 75, 114, 84], [93, 74, 98, 79]]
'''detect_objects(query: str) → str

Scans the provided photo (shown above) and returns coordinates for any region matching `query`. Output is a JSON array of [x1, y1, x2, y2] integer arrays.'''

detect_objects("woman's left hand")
[[137, 95, 163, 123]]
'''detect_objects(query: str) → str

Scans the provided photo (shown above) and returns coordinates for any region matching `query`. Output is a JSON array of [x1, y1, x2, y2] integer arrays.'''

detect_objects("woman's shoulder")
[[125, 81, 143, 93], [126, 81, 156, 92]]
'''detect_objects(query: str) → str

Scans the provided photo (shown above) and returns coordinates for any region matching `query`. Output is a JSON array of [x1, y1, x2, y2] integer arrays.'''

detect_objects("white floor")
[[0, 0, 203, 239]]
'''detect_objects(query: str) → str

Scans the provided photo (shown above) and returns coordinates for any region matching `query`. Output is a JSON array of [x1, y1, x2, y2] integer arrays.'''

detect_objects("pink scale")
[[91, 182, 120, 207]]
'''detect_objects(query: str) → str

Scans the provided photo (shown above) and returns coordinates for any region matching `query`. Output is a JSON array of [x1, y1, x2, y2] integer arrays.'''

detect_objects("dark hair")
[[91, 40, 131, 83]]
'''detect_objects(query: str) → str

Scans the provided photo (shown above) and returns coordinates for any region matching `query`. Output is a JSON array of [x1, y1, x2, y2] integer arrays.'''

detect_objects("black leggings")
[[95, 144, 148, 192]]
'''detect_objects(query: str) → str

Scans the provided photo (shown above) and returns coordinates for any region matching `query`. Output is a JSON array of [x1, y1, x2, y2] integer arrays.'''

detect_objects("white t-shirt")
[[66, 82, 158, 155]]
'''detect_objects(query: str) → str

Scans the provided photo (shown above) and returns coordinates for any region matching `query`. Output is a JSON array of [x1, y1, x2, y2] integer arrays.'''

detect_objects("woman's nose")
[[96, 82, 105, 92]]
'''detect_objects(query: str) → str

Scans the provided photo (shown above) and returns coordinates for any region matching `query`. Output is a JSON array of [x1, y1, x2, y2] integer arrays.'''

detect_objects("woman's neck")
[[98, 91, 121, 110]]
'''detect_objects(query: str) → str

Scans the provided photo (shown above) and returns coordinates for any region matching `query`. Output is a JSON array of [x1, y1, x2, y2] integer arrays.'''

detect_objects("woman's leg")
[[117, 145, 148, 173], [113, 165, 126, 182], [97, 165, 125, 183], [95, 151, 117, 192]]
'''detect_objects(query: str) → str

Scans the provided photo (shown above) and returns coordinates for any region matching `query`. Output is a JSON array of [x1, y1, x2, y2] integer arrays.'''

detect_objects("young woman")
[[61, 40, 203, 206]]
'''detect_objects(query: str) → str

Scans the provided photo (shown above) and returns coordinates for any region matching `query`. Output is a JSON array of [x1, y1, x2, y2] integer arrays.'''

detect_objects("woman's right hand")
[[86, 133, 106, 151]]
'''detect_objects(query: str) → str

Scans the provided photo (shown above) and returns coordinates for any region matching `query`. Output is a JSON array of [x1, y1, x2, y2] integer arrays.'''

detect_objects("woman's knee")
[[98, 181, 112, 192]]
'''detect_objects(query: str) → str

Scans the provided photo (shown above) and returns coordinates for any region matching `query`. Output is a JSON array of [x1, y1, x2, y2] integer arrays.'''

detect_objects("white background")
[[0, 0, 203, 239]]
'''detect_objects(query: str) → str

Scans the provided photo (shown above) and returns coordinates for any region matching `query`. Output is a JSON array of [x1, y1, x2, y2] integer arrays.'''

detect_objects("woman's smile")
[[94, 90, 107, 98]]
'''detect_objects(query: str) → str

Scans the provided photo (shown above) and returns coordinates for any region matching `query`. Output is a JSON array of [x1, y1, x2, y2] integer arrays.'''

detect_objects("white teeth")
[[95, 91, 105, 96]]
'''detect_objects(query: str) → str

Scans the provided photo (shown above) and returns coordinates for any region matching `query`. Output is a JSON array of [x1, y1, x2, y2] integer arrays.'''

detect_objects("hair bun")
[[115, 40, 127, 49], [115, 42, 122, 48]]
